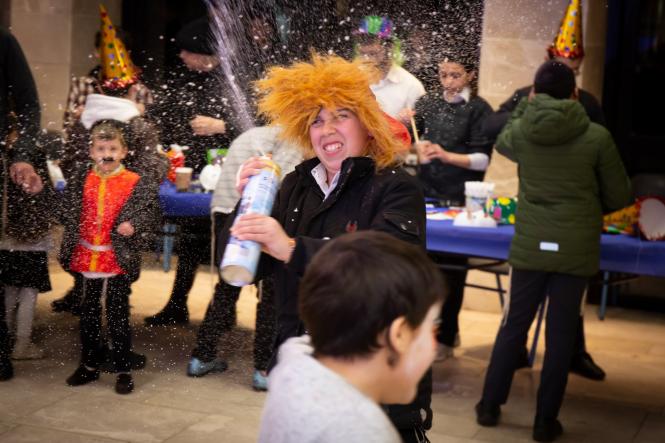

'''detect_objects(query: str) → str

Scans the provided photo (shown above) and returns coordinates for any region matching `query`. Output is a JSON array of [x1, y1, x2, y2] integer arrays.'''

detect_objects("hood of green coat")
[[520, 94, 590, 146]]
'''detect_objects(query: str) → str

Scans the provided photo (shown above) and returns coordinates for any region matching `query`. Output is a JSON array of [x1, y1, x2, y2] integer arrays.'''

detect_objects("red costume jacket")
[[69, 166, 140, 274]]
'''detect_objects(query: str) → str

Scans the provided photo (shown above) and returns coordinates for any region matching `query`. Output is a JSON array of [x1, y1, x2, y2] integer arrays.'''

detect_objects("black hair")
[[533, 60, 576, 100], [437, 51, 475, 73], [175, 16, 215, 55], [299, 231, 445, 360]]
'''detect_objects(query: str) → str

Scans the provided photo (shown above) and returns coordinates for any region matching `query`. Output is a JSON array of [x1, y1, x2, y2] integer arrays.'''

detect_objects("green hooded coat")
[[496, 94, 632, 277]]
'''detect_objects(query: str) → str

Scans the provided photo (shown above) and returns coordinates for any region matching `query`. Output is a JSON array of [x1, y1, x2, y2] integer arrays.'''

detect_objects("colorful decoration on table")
[[637, 197, 665, 241], [164, 144, 187, 183], [548, 0, 584, 60], [486, 197, 517, 225], [99, 4, 139, 89], [426, 208, 462, 221], [206, 148, 228, 166], [602, 204, 638, 235]]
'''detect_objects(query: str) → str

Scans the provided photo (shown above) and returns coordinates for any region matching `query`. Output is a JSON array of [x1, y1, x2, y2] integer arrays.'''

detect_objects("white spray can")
[[220, 157, 281, 286]]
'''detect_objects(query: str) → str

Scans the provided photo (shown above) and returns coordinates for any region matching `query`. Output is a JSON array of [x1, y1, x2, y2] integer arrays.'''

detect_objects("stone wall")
[[478, 0, 607, 198], [10, 0, 121, 132]]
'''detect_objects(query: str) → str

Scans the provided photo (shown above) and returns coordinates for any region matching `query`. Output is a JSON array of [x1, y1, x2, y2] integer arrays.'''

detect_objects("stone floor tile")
[[0, 425, 126, 442]]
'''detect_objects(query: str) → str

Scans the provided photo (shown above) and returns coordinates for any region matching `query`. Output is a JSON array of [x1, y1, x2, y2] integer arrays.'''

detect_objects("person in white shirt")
[[354, 16, 426, 124]]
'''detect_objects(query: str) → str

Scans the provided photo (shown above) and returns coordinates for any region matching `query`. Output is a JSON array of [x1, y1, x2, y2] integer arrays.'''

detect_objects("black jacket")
[[415, 94, 494, 203], [483, 85, 606, 141], [147, 70, 239, 172], [267, 158, 424, 329], [58, 166, 161, 283], [0, 27, 40, 165]]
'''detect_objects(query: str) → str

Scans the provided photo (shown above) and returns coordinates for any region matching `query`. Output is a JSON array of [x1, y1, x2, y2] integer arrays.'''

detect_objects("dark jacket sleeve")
[[594, 127, 632, 214], [2, 29, 40, 164], [112, 176, 162, 280], [483, 87, 528, 142], [495, 97, 529, 162], [468, 99, 494, 156]]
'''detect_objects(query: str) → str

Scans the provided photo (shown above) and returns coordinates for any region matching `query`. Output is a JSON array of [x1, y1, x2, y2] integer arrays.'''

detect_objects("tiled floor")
[[2, 262, 665, 442]]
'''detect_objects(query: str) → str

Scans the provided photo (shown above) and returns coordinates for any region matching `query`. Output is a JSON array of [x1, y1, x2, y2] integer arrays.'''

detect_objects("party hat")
[[548, 0, 584, 60], [99, 4, 139, 89]]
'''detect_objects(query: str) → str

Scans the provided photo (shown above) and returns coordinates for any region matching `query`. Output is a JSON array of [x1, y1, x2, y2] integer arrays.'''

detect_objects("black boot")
[[0, 357, 13, 381], [570, 352, 606, 381], [66, 365, 100, 386], [475, 400, 501, 427], [144, 303, 188, 326], [115, 373, 134, 394], [51, 290, 81, 316], [533, 416, 563, 442]]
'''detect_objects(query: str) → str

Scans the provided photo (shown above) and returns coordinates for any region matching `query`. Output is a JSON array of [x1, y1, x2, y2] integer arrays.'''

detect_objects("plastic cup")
[[175, 167, 193, 192]]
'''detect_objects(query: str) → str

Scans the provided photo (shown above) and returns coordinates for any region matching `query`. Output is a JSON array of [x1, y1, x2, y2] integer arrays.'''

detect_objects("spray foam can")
[[220, 157, 281, 286]]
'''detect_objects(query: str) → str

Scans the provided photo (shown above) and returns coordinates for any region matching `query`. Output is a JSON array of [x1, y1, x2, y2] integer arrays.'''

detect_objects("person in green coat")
[[475, 61, 632, 442]]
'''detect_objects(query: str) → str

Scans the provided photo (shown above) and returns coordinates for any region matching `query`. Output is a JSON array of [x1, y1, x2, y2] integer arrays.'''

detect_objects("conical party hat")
[[548, 0, 584, 60], [99, 4, 139, 89]]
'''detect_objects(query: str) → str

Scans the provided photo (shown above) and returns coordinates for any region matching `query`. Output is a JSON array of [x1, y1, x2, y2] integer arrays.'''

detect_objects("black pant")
[[0, 287, 10, 361], [192, 277, 276, 371], [429, 253, 467, 346], [481, 269, 586, 419], [166, 217, 212, 310], [79, 275, 132, 372]]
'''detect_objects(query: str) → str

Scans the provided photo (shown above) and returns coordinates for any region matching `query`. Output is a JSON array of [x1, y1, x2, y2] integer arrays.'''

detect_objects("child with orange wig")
[[225, 54, 434, 442]]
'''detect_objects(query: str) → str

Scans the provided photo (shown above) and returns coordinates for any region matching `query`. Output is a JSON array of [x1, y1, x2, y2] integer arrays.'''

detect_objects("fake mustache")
[[100, 157, 115, 163]]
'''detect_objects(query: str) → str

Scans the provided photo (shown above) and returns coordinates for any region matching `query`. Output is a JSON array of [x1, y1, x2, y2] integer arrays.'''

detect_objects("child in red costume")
[[59, 119, 160, 394]]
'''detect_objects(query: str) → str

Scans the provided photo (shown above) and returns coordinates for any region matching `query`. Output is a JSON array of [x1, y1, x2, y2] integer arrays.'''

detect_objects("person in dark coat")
[[0, 27, 43, 382], [144, 16, 239, 326], [228, 54, 433, 443], [413, 52, 493, 362], [482, 52, 610, 382], [475, 61, 631, 442]]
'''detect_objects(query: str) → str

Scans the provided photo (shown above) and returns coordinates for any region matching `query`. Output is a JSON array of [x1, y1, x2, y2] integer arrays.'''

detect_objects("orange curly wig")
[[255, 54, 401, 170]]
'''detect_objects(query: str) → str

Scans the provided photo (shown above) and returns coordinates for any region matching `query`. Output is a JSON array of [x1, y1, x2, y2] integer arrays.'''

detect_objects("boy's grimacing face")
[[89, 137, 127, 174]]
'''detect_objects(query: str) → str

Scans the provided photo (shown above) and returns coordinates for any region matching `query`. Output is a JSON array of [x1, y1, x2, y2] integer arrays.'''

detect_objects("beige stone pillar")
[[9, 0, 121, 132], [478, 0, 607, 197]]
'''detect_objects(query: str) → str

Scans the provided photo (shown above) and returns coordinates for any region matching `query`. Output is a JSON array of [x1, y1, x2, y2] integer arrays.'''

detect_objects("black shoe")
[[144, 308, 189, 326], [115, 373, 134, 394], [0, 357, 13, 381], [66, 365, 100, 386], [101, 350, 147, 373], [475, 400, 501, 427], [570, 352, 606, 381], [51, 295, 81, 316], [533, 417, 563, 442]]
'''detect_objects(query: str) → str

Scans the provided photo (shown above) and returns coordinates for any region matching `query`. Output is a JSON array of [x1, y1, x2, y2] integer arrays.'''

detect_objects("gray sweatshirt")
[[258, 336, 400, 443], [210, 126, 303, 214]]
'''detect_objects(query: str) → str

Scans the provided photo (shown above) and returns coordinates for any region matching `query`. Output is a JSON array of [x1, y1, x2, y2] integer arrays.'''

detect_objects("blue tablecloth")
[[426, 218, 665, 278], [158, 188, 665, 278], [159, 181, 212, 218]]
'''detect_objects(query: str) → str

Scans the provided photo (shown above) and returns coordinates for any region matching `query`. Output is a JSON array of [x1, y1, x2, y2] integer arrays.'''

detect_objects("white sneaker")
[[12, 342, 44, 360], [435, 343, 454, 362]]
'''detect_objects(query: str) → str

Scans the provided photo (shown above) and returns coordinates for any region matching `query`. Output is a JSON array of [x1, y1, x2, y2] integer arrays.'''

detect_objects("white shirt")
[[311, 163, 340, 200], [370, 65, 426, 118]]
